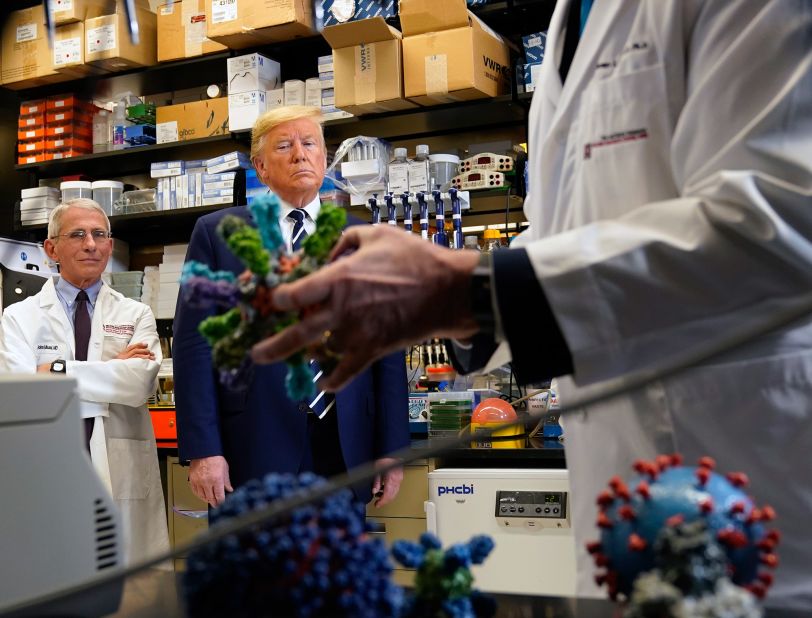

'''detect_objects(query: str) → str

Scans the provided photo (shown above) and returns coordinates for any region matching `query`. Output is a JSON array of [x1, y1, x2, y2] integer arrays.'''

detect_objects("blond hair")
[[48, 198, 111, 240], [250, 105, 325, 164]]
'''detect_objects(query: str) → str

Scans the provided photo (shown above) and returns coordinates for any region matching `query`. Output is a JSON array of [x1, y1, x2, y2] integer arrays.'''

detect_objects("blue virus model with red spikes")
[[179, 194, 346, 401], [588, 454, 779, 616]]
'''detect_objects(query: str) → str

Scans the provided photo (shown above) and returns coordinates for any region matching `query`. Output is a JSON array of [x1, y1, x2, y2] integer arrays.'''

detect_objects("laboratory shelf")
[[14, 134, 249, 178]]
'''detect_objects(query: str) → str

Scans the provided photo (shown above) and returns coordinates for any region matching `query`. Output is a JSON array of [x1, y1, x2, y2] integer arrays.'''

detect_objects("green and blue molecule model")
[[179, 193, 346, 401]]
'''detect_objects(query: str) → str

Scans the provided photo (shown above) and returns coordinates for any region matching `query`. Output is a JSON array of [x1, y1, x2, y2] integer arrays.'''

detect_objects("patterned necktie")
[[288, 209, 307, 251], [74, 290, 91, 361]]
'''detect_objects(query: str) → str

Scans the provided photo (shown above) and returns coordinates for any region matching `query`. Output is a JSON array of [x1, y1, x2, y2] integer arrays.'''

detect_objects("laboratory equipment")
[[483, 229, 504, 252], [111, 100, 127, 151], [384, 193, 397, 226], [409, 144, 432, 194], [400, 193, 413, 233], [431, 190, 448, 247], [429, 154, 460, 191], [459, 153, 514, 173], [328, 136, 391, 207], [451, 170, 508, 191], [92, 109, 110, 154], [115, 189, 158, 215], [0, 375, 123, 616], [464, 236, 481, 251], [416, 192, 429, 240], [61, 180, 93, 202], [92, 181, 124, 216], [368, 194, 381, 225], [449, 187, 464, 249], [470, 398, 524, 449], [426, 468, 577, 596], [388, 147, 410, 195]]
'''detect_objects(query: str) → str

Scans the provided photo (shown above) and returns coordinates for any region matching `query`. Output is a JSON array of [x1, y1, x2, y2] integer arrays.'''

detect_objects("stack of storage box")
[[106, 271, 144, 301], [156, 244, 188, 319], [45, 94, 94, 160], [227, 53, 281, 132], [156, 0, 227, 63], [520, 32, 546, 93], [17, 99, 47, 165], [19, 187, 60, 226]]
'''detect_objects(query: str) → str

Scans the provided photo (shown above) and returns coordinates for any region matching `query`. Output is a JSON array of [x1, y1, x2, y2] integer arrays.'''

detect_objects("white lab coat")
[[0, 278, 170, 565], [513, 0, 812, 609]]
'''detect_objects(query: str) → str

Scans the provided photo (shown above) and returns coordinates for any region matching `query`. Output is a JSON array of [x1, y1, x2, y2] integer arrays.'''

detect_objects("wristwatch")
[[50, 359, 67, 373], [470, 252, 496, 336]]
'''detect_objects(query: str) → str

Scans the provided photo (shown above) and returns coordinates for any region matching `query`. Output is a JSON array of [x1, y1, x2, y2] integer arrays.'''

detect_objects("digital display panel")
[[477, 156, 492, 164], [545, 493, 560, 504], [468, 173, 482, 181]]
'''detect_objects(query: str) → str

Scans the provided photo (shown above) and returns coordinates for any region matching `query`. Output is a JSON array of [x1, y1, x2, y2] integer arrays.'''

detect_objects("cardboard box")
[[157, 0, 228, 62], [403, 14, 510, 105], [155, 97, 229, 142], [51, 0, 116, 25], [1, 6, 72, 88], [205, 0, 315, 49], [283, 79, 305, 105], [320, 0, 397, 27], [226, 52, 281, 94], [399, 0, 469, 36], [85, 8, 157, 71], [228, 90, 266, 132], [53, 22, 109, 77], [322, 17, 417, 115]]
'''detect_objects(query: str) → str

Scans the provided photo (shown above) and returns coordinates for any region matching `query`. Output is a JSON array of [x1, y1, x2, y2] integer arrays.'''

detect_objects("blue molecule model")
[[392, 532, 496, 618], [587, 454, 780, 602], [182, 472, 404, 617]]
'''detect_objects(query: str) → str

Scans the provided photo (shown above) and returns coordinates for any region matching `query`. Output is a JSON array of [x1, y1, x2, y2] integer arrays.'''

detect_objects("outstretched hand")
[[251, 225, 480, 391]]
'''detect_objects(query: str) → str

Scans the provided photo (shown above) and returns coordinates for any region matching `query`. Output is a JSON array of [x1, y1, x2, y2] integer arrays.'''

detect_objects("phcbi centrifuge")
[[451, 170, 508, 191], [458, 153, 514, 173]]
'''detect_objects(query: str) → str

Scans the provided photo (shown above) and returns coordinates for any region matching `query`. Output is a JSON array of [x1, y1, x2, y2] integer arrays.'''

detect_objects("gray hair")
[[47, 198, 111, 240]]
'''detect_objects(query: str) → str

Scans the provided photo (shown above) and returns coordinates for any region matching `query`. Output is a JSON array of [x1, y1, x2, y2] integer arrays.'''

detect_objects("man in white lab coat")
[[250, 0, 812, 610], [0, 199, 169, 565]]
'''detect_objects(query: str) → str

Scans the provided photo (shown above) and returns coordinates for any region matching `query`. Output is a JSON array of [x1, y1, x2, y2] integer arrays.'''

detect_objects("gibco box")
[[403, 11, 509, 105], [155, 97, 229, 143], [228, 90, 267, 132], [157, 0, 228, 62], [2, 6, 71, 88], [205, 0, 315, 49], [322, 17, 417, 115], [85, 8, 157, 71], [227, 53, 281, 95]]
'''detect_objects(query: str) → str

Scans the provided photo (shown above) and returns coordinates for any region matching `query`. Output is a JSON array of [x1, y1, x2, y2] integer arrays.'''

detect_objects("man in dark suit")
[[173, 106, 409, 508]]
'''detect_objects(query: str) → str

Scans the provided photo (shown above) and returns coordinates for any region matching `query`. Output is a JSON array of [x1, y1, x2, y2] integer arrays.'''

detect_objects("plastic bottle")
[[482, 228, 503, 252], [92, 109, 109, 153], [408, 144, 431, 194], [463, 235, 481, 251], [388, 147, 410, 196], [111, 100, 127, 150]]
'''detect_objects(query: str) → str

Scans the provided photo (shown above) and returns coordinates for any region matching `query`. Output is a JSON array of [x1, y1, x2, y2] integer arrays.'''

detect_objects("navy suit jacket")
[[173, 205, 409, 503]]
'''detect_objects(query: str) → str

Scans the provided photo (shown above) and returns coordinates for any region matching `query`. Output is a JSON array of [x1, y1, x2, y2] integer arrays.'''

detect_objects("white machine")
[[0, 376, 123, 617], [458, 153, 514, 173], [451, 170, 508, 191], [0, 237, 56, 314], [426, 468, 577, 596]]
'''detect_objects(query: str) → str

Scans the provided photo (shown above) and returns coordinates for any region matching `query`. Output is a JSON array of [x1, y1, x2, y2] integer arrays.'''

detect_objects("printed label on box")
[[157, 121, 179, 144], [354, 43, 377, 105], [16, 23, 37, 43], [212, 0, 238, 23], [160, 4, 174, 15], [51, 0, 74, 12], [54, 37, 81, 66], [88, 24, 116, 53]]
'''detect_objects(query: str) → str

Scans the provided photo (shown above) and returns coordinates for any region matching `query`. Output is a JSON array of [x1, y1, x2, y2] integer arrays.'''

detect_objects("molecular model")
[[392, 532, 496, 618], [179, 194, 346, 400], [182, 472, 403, 618], [587, 455, 780, 617]]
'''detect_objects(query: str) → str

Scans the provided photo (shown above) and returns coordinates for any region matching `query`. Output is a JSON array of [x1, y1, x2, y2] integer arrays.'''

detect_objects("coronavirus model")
[[587, 455, 780, 617], [392, 532, 496, 618], [179, 194, 346, 400], [182, 472, 403, 618]]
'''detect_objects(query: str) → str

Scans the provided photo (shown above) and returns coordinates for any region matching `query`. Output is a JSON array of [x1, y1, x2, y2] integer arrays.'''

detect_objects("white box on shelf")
[[226, 52, 281, 95]]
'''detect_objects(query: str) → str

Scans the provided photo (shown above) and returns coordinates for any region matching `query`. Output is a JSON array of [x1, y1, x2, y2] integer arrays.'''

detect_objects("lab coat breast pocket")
[[577, 63, 678, 218]]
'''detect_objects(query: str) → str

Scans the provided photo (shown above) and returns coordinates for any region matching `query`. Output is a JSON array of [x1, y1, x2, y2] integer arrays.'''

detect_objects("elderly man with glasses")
[[0, 197, 169, 565]]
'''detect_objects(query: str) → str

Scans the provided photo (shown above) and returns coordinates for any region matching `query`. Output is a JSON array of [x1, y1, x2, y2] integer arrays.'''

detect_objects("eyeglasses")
[[51, 229, 113, 242]]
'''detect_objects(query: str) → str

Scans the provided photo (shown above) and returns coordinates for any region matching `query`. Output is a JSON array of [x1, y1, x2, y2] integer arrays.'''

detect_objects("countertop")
[[108, 569, 806, 618]]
